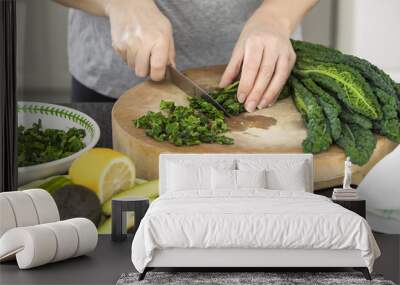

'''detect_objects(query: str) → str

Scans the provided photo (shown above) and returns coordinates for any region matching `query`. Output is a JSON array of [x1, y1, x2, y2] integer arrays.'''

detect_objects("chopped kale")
[[134, 97, 234, 146], [18, 119, 86, 167]]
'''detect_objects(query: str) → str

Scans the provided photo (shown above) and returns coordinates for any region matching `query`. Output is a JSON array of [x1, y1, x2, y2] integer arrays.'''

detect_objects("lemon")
[[69, 148, 136, 203]]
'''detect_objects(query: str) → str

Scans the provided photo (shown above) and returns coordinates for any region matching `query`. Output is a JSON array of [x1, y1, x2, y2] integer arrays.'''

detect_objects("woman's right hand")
[[106, 0, 175, 81]]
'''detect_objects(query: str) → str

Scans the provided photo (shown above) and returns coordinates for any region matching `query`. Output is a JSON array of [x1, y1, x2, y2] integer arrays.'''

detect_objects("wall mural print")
[[1, 2, 400, 284], [1, 0, 399, 244]]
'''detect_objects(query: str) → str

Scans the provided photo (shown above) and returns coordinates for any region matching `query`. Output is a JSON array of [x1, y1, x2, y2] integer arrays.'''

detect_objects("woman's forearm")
[[53, 0, 109, 16], [259, 0, 319, 35]]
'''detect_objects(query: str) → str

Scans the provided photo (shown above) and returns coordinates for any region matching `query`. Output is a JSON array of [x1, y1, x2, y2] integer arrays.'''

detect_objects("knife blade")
[[166, 65, 231, 117]]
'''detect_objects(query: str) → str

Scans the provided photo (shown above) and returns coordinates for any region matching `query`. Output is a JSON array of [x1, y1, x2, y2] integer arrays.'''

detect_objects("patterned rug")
[[116, 271, 395, 285]]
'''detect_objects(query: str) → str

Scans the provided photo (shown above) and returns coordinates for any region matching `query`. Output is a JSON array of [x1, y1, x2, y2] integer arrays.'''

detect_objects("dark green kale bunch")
[[18, 119, 86, 167], [290, 39, 400, 165]]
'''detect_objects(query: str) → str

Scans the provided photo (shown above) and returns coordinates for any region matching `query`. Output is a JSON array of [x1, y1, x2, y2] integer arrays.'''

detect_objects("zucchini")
[[102, 180, 159, 215]]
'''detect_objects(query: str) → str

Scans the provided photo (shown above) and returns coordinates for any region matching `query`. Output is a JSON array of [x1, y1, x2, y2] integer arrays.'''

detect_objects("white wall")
[[303, 0, 335, 46], [17, 0, 69, 93], [336, 0, 400, 81]]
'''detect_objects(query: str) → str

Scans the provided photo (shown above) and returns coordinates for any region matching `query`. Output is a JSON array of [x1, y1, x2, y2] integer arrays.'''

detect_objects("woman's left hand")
[[219, 5, 297, 112]]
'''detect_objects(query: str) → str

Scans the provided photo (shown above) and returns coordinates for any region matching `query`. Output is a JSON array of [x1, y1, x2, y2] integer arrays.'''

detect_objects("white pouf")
[[66, 218, 98, 257], [24, 189, 60, 224], [0, 192, 39, 227], [0, 226, 57, 268], [0, 189, 60, 238], [42, 221, 79, 262], [0, 218, 98, 269], [0, 196, 17, 237]]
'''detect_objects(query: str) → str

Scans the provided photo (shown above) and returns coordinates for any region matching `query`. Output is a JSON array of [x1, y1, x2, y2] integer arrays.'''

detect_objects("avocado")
[[102, 180, 159, 215], [52, 184, 101, 226]]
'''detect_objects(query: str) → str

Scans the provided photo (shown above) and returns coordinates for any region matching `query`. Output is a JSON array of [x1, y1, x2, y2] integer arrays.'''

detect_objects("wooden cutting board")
[[112, 65, 397, 190]]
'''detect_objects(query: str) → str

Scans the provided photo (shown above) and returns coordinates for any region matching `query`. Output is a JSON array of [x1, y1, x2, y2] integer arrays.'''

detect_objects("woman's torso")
[[68, 0, 301, 98]]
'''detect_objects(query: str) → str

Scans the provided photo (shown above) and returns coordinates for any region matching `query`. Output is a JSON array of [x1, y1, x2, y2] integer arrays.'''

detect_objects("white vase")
[[358, 145, 400, 209], [358, 145, 400, 233]]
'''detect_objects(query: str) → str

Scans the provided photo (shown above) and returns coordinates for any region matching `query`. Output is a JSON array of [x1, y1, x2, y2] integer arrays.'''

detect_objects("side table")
[[332, 199, 366, 218], [112, 197, 149, 242]]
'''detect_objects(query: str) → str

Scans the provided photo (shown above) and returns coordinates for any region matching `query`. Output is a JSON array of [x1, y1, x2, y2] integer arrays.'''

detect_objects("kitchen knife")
[[165, 65, 231, 117]]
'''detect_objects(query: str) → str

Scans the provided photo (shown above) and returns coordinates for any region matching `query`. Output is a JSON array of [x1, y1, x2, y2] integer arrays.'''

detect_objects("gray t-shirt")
[[68, 1, 301, 98]]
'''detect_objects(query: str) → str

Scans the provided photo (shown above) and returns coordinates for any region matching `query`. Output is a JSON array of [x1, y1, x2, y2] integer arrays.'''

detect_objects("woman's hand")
[[106, 0, 175, 81], [219, 5, 297, 112]]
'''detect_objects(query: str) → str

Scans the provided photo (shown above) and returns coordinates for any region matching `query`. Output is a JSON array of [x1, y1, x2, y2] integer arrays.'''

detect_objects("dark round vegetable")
[[52, 184, 101, 226]]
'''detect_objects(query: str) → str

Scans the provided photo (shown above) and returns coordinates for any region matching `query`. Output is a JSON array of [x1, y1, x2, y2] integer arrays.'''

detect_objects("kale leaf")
[[291, 77, 333, 153], [336, 123, 377, 166], [373, 88, 400, 142], [301, 78, 342, 140], [295, 60, 382, 120], [374, 119, 400, 143], [293, 39, 399, 104], [340, 110, 373, 130]]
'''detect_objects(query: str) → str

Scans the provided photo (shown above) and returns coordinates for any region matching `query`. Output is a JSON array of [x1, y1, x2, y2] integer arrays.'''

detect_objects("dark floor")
[[0, 235, 133, 285], [375, 233, 400, 284], [0, 234, 398, 285]]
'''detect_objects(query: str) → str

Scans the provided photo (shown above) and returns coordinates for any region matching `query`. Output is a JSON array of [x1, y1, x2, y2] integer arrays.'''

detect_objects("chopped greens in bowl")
[[17, 102, 100, 185], [18, 119, 86, 167]]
